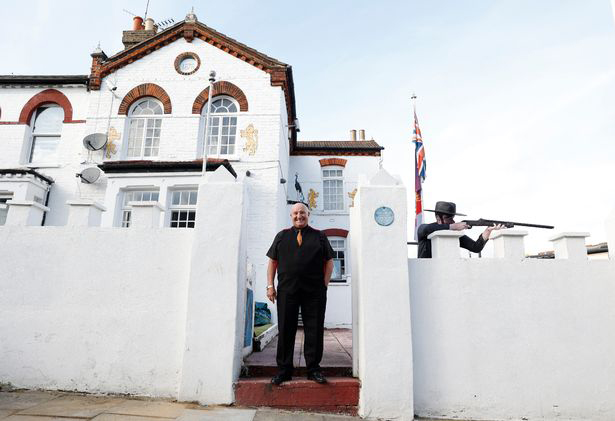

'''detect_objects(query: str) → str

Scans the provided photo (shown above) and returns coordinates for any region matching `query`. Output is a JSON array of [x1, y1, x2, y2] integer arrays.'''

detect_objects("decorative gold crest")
[[241, 124, 258, 156], [105, 127, 120, 158], [308, 188, 319, 210], [348, 188, 358, 207]]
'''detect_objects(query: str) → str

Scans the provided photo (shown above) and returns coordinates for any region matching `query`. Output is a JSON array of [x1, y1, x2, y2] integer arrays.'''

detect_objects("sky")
[[1, 0, 614, 255]]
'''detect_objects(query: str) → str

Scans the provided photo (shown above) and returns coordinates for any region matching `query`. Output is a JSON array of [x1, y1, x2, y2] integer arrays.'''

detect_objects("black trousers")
[[276, 287, 327, 375]]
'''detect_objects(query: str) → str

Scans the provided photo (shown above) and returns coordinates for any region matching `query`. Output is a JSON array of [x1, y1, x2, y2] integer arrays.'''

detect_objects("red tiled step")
[[242, 365, 352, 378], [235, 377, 360, 416]]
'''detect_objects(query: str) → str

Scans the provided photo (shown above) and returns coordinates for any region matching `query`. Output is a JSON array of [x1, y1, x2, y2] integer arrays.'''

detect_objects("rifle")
[[461, 218, 554, 229]]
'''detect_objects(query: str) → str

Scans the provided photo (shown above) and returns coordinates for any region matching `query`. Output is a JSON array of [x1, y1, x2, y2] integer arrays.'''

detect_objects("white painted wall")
[[409, 241, 615, 420], [0, 226, 193, 397]]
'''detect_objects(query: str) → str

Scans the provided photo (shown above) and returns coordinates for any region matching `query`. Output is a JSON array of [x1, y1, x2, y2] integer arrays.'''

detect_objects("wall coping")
[[66, 200, 107, 211], [428, 230, 464, 240], [549, 232, 590, 241], [7, 200, 50, 211], [492, 230, 528, 239]]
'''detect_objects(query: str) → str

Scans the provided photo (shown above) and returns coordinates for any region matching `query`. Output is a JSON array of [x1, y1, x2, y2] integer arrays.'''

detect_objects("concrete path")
[[0, 390, 362, 420], [245, 328, 352, 368]]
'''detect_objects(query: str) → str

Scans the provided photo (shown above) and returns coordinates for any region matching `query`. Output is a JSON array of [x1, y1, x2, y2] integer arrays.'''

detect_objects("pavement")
[[245, 328, 352, 369], [0, 390, 364, 421]]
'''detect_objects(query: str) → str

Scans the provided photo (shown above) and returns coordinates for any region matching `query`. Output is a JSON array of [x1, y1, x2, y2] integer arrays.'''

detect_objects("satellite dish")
[[83, 133, 108, 151], [77, 167, 102, 184]]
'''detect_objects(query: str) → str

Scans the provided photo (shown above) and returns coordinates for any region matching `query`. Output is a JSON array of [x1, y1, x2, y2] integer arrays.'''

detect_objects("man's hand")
[[482, 223, 505, 241], [267, 286, 276, 304], [450, 222, 469, 231]]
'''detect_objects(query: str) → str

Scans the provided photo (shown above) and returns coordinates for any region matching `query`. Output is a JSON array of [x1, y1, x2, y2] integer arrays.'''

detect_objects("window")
[[323, 168, 344, 211], [120, 190, 159, 227], [329, 238, 346, 282], [169, 189, 197, 228], [29, 105, 64, 163], [0, 193, 13, 225], [202, 97, 238, 156], [126, 99, 162, 158]]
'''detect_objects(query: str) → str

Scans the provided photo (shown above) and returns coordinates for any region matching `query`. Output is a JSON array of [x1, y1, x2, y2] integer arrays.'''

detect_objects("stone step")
[[234, 377, 360, 416], [241, 365, 353, 378]]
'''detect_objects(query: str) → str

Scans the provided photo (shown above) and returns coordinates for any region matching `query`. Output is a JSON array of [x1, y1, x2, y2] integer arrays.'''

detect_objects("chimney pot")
[[359, 129, 365, 141], [144, 17, 155, 32], [350, 129, 357, 141], [133, 16, 144, 30]]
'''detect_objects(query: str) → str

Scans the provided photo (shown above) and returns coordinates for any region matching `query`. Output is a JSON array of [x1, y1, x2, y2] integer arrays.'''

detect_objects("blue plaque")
[[374, 206, 394, 226]]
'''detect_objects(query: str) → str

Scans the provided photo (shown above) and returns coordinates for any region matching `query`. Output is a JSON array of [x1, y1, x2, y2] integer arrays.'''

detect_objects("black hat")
[[425, 201, 466, 216]]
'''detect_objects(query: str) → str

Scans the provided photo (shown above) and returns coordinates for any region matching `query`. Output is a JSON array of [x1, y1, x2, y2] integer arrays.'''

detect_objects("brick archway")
[[319, 158, 347, 167], [18, 89, 75, 124], [192, 81, 249, 114], [118, 83, 172, 115], [322, 228, 349, 238]]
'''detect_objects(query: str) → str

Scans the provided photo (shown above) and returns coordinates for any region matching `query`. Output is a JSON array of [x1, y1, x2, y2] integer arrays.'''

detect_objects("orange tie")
[[297, 229, 302, 246]]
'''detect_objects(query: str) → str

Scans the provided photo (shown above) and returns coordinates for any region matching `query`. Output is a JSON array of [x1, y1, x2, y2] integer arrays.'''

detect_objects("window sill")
[[24, 163, 61, 169], [329, 281, 350, 286]]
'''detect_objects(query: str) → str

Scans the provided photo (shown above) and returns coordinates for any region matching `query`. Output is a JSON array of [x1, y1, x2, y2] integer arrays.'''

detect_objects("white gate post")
[[178, 166, 247, 405], [349, 168, 413, 420]]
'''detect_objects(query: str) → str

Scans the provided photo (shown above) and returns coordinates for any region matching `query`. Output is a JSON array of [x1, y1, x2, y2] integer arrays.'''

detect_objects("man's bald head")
[[290, 202, 309, 229]]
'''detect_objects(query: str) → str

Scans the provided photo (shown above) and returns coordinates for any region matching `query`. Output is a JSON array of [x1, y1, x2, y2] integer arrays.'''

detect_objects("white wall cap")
[[428, 230, 465, 239], [549, 232, 591, 241], [206, 165, 236, 183], [129, 201, 165, 211], [492, 229, 528, 239], [7, 200, 50, 212], [66, 200, 107, 211], [368, 168, 400, 186]]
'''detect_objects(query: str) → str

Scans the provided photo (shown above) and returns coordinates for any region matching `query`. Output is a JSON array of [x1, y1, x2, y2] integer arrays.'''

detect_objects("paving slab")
[[91, 415, 176, 421], [105, 400, 189, 417], [0, 409, 15, 419], [254, 408, 360, 420], [0, 391, 63, 410], [177, 407, 256, 421], [18, 395, 125, 418], [3, 416, 83, 421]]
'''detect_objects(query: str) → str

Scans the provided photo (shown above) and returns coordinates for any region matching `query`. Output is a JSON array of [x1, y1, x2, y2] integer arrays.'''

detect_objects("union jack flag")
[[413, 109, 426, 239]]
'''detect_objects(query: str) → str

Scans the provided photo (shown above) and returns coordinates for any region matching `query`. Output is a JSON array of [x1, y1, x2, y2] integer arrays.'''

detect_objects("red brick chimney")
[[122, 16, 157, 49]]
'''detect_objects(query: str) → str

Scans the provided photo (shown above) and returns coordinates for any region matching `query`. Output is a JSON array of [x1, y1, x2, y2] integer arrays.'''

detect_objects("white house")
[[0, 11, 383, 327]]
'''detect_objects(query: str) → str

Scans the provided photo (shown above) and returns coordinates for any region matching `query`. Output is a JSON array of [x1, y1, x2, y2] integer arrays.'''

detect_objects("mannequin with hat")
[[417, 201, 504, 258]]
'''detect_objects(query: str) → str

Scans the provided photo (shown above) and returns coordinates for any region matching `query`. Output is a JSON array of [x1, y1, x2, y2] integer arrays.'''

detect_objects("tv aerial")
[[83, 133, 108, 151], [76, 167, 102, 184]]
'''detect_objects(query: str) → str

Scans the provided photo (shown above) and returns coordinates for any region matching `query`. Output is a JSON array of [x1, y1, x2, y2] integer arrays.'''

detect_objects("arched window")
[[329, 237, 347, 282], [28, 105, 64, 163], [126, 98, 162, 158], [202, 97, 238, 156]]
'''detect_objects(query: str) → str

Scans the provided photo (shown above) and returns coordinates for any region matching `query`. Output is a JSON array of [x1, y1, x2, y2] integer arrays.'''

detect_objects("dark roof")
[[0, 75, 89, 86], [98, 159, 237, 178], [0, 168, 54, 185], [292, 140, 384, 156], [296, 140, 383, 150]]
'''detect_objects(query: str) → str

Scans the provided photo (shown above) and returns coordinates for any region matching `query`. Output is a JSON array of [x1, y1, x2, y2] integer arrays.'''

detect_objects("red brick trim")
[[0, 121, 23, 125], [192, 81, 249, 113], [65, 120, 86, 123], [118, 83, 172, 115], [18, 89, 75, 124], [319, 158, 347, 167], [323, 228, 349, 238]]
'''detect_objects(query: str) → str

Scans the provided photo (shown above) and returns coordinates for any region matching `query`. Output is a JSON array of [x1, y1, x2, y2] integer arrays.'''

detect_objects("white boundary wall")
[[409, 227, 615, 420]]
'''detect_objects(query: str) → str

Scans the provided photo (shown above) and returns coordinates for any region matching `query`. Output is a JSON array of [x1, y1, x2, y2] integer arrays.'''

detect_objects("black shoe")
[[307, 371, 327, 384], [271, 373, 292, 385]]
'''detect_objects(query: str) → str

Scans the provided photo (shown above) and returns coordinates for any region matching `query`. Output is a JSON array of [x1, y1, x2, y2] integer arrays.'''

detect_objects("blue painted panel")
[[244, 288, 254, 347]]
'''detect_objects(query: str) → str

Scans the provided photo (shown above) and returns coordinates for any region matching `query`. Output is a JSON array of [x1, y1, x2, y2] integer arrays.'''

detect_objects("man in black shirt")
[[417, 201, 503, 258], [266, 202, 334, 385]]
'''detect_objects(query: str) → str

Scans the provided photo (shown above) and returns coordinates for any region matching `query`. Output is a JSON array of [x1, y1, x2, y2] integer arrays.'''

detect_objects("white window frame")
[[119, 189, 160, 227], [322, 167, 344, 212], [201, 96, 239, 158], [124, 98, 163, 159], [168, 189, 198, 228], [0, 193, 13, 226], [329, 236, 347, 283], [28, 105, 64, 164]]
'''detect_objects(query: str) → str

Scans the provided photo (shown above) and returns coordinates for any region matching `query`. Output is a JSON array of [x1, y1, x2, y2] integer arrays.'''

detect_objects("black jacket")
[[417, 223, 487, 258]]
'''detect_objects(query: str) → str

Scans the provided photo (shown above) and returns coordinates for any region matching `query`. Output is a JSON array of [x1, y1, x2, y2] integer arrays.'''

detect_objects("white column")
[[492, 230, 528, 259], [349, 168, 413, 420], [66, 200, 106, 227], [549, 232, 590, 260], [428, 230, 464, 258], [4, 200, 49, 226], [179, 166, 246, 405], [130, 202, 164, 228]]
